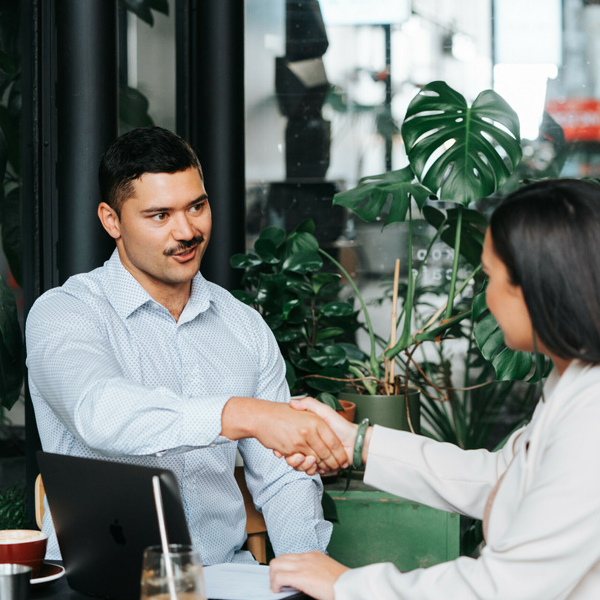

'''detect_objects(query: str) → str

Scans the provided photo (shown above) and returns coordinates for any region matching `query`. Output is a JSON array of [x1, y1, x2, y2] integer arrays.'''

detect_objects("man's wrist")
[[221, 396, 261, 440]]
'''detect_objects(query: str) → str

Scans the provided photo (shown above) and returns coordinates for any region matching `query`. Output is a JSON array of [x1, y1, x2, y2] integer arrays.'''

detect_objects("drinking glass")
[[140, 544, 206, 600]]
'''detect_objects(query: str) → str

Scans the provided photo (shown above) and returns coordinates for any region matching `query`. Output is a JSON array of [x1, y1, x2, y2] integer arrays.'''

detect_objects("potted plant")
[[324, 80, 551, 436], [230, 220, 361, 422]]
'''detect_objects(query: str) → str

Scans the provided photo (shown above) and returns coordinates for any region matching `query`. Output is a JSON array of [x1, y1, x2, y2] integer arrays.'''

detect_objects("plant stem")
[[319, 248, 380, 380], [348, 364, 378, 395], [445, 206, 463, 321]]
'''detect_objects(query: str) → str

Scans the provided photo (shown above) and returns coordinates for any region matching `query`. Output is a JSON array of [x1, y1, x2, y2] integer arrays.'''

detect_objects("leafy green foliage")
[[471, 288, 549, 383], [231, 221, 360, 396], [402, 81, 522, 204], [316, 392, 344, 412], [327, 81, 539, 393], [0, 485, 28, 530], [332, 167, 432, 227]]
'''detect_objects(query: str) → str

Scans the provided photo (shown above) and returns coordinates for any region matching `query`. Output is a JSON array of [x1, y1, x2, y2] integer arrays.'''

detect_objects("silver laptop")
[[37, 451, 192, 600]]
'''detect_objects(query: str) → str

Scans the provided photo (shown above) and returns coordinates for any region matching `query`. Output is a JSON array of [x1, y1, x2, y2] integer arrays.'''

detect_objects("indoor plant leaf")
[[332, 166, 432, 227], [282, 251, 323, 274], [230, 253, 262, 269], [255, 274, 286, 311], [312, 272, 341, 296], [282, 298, 301, 320], [273, 328, 302, 342], [321, 301, 354, 317], [307, 345, 347, 368], [284, 231, 319, 255], [316, 328, 345, 343], [294, 219, 316, 234], [285, 274, 314, 296], [305, 367, 347, 393], [254, 238, 280, 264], [316, 392, 344, 412], [258, 226, 286, 248], [402, 81, 522, 204], [472, 290, 545, 382]]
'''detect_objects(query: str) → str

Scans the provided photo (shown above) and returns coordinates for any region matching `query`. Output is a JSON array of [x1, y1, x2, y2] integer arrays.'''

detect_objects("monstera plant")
[[329, 81, 548, 441]]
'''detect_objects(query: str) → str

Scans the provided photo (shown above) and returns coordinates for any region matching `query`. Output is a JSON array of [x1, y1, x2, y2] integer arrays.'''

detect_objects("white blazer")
[[334, 360, 600, 599]]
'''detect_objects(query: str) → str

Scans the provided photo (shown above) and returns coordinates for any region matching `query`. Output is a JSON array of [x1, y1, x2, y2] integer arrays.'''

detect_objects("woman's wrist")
[[362, 426, 373, 465], [352, 418, 370, 469]]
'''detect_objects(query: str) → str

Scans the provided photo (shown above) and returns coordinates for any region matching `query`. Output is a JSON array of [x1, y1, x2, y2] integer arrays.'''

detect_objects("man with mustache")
[[26, 127, 346, 563]]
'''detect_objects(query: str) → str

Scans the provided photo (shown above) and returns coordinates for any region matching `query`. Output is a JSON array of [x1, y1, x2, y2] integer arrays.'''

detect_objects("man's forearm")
[[221, 397, 348, 471]]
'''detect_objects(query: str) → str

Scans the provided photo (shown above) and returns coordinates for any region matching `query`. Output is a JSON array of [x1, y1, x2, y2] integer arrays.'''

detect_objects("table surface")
[[29, 562, 310, 600]]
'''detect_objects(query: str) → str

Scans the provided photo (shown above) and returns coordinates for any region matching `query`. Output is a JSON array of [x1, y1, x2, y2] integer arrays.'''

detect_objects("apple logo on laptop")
[[109, 519, 127, 546]]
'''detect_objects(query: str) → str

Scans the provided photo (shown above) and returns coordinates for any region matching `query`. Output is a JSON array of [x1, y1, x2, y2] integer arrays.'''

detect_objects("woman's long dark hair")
[[490, 178, 600, 363]]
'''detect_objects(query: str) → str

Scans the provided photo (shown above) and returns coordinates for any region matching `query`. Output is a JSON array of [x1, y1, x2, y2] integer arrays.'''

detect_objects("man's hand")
[[221, 397, 348, 472], [270, 551, 349, 600]]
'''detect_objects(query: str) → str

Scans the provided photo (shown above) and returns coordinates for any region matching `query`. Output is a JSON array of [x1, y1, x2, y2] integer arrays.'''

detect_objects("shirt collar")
[[105, 249, 212, 322]]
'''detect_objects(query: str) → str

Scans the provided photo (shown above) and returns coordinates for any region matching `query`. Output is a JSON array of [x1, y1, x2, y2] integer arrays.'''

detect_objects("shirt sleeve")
[[334, 398, 600, 600], [26, 291, 230, 456], [236, 313, 332, 556]]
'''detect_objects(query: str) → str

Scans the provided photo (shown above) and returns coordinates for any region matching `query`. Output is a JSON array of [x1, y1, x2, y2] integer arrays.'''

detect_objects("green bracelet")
[[352, 418, 370, 469]]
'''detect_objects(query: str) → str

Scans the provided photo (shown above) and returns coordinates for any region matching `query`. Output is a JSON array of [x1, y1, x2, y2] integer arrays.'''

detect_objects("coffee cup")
[[0, 530, 48, 579]]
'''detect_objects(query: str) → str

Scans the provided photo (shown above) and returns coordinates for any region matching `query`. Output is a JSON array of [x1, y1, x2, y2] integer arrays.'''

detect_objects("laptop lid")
[[37, 451, 192, 600]]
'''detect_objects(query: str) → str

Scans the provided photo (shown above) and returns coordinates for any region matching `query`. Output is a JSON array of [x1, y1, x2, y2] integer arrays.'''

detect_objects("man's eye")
[[152, 213, 168, 221], [190, 203, 203, 213]]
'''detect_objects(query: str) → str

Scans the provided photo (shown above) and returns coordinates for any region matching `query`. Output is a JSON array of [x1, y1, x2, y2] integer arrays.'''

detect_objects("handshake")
[[221, 396, 365, 476]]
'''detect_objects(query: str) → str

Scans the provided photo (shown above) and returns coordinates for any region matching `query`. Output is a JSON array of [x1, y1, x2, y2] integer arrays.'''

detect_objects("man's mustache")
[[163, 235, 204, 257]]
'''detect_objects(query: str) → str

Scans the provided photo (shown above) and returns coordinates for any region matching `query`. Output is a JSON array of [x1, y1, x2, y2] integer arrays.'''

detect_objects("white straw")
[[152, 476, 178, 600]]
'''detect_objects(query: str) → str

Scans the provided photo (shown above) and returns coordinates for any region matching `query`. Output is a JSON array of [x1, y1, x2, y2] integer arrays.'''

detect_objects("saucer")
[[31, 562, 65, 587]]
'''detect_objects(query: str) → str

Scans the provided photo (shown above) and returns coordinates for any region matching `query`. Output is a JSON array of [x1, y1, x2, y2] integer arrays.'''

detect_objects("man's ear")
[[98, 202, 121, 240]]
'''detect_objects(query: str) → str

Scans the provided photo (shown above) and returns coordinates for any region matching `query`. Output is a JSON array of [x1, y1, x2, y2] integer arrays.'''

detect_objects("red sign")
[[545, 98, 600, 142]]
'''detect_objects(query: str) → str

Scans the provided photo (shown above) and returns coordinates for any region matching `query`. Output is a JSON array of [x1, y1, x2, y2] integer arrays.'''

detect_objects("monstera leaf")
[[332, 167, 432, 227], [423, 205, 487, 266], [472, 288, 548, 382], [402, 81, 522, 204]]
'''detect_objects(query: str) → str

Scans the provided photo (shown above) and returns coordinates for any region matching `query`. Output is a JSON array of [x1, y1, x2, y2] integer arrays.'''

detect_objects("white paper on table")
[[203, 563, 301, 600]]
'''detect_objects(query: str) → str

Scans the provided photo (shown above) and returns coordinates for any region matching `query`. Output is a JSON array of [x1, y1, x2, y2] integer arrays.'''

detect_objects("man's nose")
[[171, 213, 195, 240]]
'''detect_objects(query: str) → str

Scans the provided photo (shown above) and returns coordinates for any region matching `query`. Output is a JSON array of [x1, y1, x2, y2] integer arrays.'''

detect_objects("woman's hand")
[[270, 551, 349, 600], [274, 397, 359, 474]]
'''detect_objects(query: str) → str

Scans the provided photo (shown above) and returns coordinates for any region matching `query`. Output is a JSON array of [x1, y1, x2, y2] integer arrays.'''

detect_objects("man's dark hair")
[[490, 178, 600, 363], [98, 126, 203, 216]]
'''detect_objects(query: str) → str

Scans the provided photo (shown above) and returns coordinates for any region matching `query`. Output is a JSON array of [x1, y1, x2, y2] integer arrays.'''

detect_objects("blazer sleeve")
[[334, 395, 600, 600], [363, 425, 521, 520]]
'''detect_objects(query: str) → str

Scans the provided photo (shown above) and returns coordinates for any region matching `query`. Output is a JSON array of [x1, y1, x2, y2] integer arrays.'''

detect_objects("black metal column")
[[21, 0, 118, 522], [176, 0, 246, 290], [55, 0, 118, 284]]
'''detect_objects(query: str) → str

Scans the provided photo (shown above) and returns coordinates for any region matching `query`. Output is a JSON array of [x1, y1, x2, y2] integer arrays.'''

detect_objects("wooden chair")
[[34, 467, 268, 564]]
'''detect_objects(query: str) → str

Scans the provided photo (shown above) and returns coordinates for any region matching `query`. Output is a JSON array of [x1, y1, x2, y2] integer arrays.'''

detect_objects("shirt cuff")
[[179, 394, 232, 447]]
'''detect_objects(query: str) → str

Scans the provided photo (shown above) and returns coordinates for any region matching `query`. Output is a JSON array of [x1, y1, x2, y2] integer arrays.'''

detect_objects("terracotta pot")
[[337, 400, 356, 423]]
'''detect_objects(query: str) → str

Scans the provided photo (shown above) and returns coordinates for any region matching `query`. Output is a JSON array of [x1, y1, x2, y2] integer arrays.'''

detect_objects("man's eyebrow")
[[140, 194, 208, 214]]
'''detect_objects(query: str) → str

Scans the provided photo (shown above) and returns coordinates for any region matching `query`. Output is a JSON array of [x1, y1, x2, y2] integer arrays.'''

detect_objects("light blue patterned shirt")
[[26, 250, 331, 562]]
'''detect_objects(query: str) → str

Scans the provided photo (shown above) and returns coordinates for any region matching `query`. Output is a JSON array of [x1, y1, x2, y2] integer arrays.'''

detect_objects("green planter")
[[338, 389, 420, 434]]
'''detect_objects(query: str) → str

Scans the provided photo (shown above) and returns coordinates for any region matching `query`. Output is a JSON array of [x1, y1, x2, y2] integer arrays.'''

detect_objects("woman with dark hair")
[[270, 179, 600, 600]]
